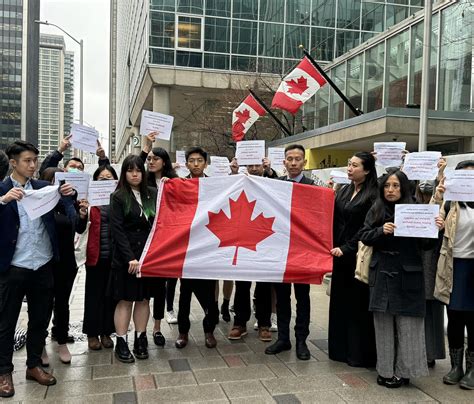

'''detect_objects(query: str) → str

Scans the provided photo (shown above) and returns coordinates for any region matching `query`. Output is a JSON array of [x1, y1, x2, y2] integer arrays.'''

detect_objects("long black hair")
[[146, 147, 177, 186], [117, 155, 155, 217], [372, 169, 413, 225], [93, 164, 118, 181], [350, 151, 378, 206]]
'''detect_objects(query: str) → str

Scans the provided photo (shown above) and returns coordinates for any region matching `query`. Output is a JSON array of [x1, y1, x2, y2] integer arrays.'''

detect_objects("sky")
[[40, 0, 110, 146]]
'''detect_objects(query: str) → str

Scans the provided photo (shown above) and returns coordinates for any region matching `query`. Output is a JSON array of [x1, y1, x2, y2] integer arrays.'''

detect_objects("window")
[[311, 27, 334, 61], [259, 23, 284, 58], [286, 0, 311, 25], [176, 15, 203, 51], [285, 25, 309, 59], [259, 0, 284, 23], [232, 20, 257, 55], [177, 0, 203, 15], [205, 0, 230, 17], [150, 11, 175, 48], [387, 30, 409, 107], [204, 17, 229, 53]]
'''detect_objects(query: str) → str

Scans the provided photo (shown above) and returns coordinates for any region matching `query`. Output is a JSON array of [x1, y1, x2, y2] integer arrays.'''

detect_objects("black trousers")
[[48, 260, 78, 344], [83, 260, 116, 337], [166, 278, 178, 312], [0, 263, 54, 374], [177, 279, 218, 334], [152, 278, 178, 320], [274, 283, 310, 342], [447, 308, 474, 351], [233, 281, 272, 328]]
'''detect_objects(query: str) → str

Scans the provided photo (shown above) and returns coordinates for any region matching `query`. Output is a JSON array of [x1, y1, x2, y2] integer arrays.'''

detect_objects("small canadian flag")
[[271, 56, 328, 115], [232, 94, 266, 142]]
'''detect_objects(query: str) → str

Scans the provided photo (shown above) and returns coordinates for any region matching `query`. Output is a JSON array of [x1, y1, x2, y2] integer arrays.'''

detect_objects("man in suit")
[[265, 144, 314, 361], [0, 141, 74, 398]]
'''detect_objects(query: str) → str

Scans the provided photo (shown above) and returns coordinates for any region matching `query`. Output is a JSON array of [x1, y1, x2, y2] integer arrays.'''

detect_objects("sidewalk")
[[10, 267, 473, 403]]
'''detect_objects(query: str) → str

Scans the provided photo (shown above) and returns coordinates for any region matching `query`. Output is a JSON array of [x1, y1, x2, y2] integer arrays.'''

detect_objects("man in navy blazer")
[[0, 141, 74, 398]]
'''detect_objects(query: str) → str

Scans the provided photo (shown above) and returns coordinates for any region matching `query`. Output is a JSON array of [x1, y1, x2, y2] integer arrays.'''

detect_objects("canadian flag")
[[271, 56, 328, 115], [232, 94, 266, 142], [139, 175, 334, 284]]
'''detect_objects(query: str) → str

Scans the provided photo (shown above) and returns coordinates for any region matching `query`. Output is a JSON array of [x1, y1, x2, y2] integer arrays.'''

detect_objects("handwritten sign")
[[70, 124, 99, 153], [445, 170, 474, 202], [402, 151, 441, 180], [374, 142, 406, 168], [54, 172, 90, 199], [88, 180, 118, 207], [19, 185, 61, 220], [235, 140, 265, 166], [210, 156, 230, 177], [139, 110, 174, 140], [394, 204, 439, 239]]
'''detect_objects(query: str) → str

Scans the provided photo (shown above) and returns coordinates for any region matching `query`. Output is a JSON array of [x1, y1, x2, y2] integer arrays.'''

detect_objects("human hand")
[[435, 216, 445, 230], [383, 222, 396, 235], [330, 247, 343, 257], [128, 259, 140, 274], [60, 183, 75, 197], [262, 157, 272, 174], [1, 188, 25, 203], [230, 158, 239, 175], [78, 199, 89, 219], [434, 177, 446, 201], [58, 135, 72, 153], [96, 140, 106, 160], [143, 132, 157, 153]]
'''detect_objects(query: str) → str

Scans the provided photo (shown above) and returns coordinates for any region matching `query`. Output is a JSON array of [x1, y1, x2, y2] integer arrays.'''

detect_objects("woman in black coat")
[[109, 155, 157, 363], [328, 152, 378, 367]]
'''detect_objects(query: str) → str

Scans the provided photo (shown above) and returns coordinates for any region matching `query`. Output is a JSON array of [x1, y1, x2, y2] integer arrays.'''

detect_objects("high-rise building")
[[0, 0, 40, 149]]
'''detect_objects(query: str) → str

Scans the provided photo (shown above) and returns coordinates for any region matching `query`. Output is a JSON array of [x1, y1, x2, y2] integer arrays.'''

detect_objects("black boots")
[[443, 347, 464, 385], [115, 336, 134, 363], [460, 350, 474, 390], [133, 331, 149, 360], [221, 299, 231, 322]]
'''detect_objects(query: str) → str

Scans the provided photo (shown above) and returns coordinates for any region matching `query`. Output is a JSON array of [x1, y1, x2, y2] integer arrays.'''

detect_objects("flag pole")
[[248, 88, 293, 137], [300, 46, 363, 116]]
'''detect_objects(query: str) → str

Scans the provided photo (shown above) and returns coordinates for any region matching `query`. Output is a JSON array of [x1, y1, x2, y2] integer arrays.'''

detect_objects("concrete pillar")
[[152, 86, 171, 152]]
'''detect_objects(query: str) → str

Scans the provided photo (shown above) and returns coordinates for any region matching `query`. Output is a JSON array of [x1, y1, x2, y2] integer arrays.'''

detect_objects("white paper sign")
[[374, 142, 406, 168], [267, 147, 285, 171], [235, 140, 265, 166], [54, 172, 90, 199], [329, 170, 351, 184], [70, 123, 99, 153], [19, 185, 61, 220], [88, 180, 118, 207], [394, 204, 440, 239], [445, 170, 474, 202], [175, 150, 190, 178], [139, 110, 174, 140], [402, 151, 441, 180], [210, 156, 230, 177]]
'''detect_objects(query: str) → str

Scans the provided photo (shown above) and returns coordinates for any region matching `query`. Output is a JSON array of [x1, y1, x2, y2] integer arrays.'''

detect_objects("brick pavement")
[[8, 267, 473, 403]]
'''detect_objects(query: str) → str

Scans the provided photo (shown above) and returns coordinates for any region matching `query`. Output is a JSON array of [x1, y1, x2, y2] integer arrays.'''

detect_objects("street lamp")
[[35, 20, 83, 128]]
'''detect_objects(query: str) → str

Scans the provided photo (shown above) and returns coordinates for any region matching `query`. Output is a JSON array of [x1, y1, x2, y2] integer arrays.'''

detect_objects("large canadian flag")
[[232, 94, 266, 142], [271, 56, 328, 115], [139, 175, 334, 284]]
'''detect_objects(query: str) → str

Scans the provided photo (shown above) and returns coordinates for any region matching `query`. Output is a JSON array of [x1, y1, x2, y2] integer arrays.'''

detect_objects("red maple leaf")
[[206, 191, 275, 266], [235, 109, 251, 125], [286, 76, 308, 95]]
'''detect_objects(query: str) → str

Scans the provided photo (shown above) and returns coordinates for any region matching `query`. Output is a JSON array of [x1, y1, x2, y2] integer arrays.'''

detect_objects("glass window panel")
[[312, 0, 336, 27], [204, 53, 229, 69], [285, 25, 309, 59], [286, 0, 311, 25], [361, 2, 384, 32], [259, 0, 284, 23], [311, 27, 334, 62], [150, 11, 175, 48], [177, 16, 202, 50], [259, 23, 284, 58], [361, 32, 376, 43], [346, 55, 363, 118], [386, 5, 409, 28], [335, 30, 360, 57], [411, 0, 424, 5], [205, 0, 230, 17], [150, 0, 175, 12], [204, 17, 229, 52], [232, 20, 257, 55], [231, 55, 257, 72], [177, 0, 203, 14], [364, 42, 384, 113], [387, 30, 409, 107], [330, 63, 346, 123], [149, 48, 174, 65], [284, 59, 299, 73], [337, 0, 361, 30], [314, 84, 329, 128], [258, 57, 283, 74], [233, 0, 258, 20], [176, 51, 202, 67]]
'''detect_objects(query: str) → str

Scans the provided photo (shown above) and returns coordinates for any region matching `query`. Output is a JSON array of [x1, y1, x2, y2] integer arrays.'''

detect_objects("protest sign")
[[70, 124, 99, 153], [88, 180, 118, 206], [445, 170, 474, 202], [54, 172, 90, 199], [139, 110, 174, 140], [402, 151, 441, 180], [374, 142, 406, 168], [394, 204, 440, 239], [235, 140, 265, 166], [19, 185, 61, 220]]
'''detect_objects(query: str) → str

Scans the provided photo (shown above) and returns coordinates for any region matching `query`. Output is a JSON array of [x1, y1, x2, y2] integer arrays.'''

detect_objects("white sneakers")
[[166, 310, 178, 324]]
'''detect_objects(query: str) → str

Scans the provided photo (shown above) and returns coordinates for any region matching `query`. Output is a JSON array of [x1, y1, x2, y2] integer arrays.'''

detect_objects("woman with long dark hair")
[[109, 155, 156, 363], [360, 170, 443, 388], [77, 165, 118, 351], [328, 152, 378, 367]]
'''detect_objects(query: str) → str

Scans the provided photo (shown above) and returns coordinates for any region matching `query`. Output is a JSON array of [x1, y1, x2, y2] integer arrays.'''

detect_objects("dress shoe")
[[153, 331, 166, 347], [100, 335, 114, 349], [377, 375, 389, 386], [265, 339, 292, 355], [384, 376, 409, 388], [228, 326, 247, 340], [41, 347, 49, 367], [133, 331, 149, 360], [115, 336, 135, 363], [57, 344, 71, 364], [296, 340, 311, 361], [258, 327, 272, 342], [88, 337, 102, 350], [175, 333, 188, 349], [25, 367, 56, 386], [0, 373, 14, 398], [205, 332, 217, 348]]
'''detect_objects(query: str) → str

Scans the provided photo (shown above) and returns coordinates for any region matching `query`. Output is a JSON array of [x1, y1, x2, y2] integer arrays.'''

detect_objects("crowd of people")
[[0, 135, 472, 399]]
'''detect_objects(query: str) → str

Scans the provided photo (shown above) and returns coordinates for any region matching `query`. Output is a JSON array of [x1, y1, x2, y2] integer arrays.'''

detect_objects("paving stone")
[[25, 393, 115, 404], [168, 358, 191, 372], [133, 374, 155, 391], [194, 364, 275, 384], [262, 375, 344, 395], [0, 381, 47, 402], [335, 372, 369, 388], [266, 362, 295, 377], [50, 365, 92, 382], [154, 371, 196, 388], [410, 377, 474, 403], [220, 380, 270, 399], [273, 393, 301, 404], [294, 391, 346, 403], [274, 349, 317, 364], [223, 355, 245, 367], [65, 351, 113, 367], [187, 355, 227, 370], [45, 376, 134, 399], [112, 391, 137, 404], [286, 360, 351, 376], [137, 383, 227, 403], [92, 361, 171, 378], [216, 343, 251, 355], [335, 386, 434, 402], [239, 352, 280, 365], [310, 339, 328, 351]]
